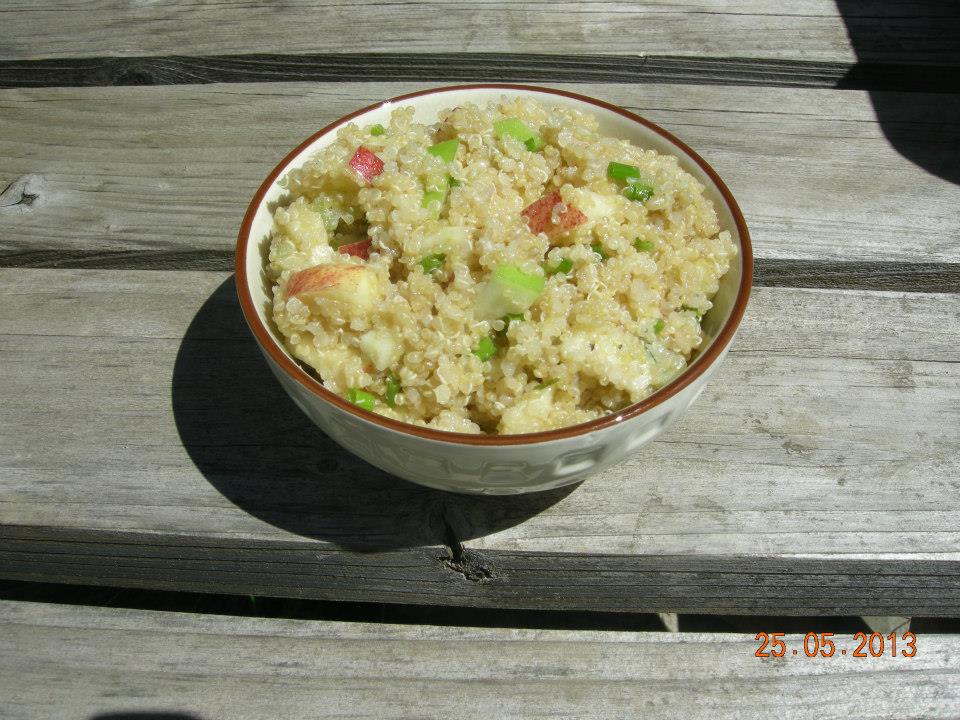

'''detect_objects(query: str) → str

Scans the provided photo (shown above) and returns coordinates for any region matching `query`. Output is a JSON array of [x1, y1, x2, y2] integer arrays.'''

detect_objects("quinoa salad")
[[266, 97, 736, 434]]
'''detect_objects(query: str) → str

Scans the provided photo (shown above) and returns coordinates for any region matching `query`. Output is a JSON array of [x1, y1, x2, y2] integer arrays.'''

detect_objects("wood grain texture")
[[3, 53, 957, 93], [0, 268, 957, 608], [4, 601, 959, 720], [2, 82, 958, 263], [0, 2, 866, 63], [4, 525, 960, 615]]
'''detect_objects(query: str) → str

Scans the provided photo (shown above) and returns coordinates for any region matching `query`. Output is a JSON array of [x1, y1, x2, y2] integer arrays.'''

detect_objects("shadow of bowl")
[[171, 277, 577, 551]]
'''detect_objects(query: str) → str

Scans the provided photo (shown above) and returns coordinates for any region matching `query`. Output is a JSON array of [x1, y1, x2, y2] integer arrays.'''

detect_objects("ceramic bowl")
[[236, 84, 752, 495]]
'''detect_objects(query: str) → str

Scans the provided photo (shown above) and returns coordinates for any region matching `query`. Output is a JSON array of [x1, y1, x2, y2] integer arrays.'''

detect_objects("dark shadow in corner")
[[171, 277, 576, 551], [836, 0, 960, 185]]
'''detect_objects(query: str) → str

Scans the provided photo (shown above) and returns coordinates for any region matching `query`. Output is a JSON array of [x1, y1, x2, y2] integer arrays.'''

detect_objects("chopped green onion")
[[493, 118, 543, 153], [472, 335, 498, 362], [502, 312, 524, 328], [623, 183, 654, 202], [447, 173, 461, 188], [535, 378, 559, 391], [370, 124, 386, 136], [607, 161, 641, 182], [634, 239, 655, 252], [428, 138, 460, 163], [385, 376, 401, 408], [347, 388, 376, 411], [654, 319, 665, 334], [421, 189, 447, 208], [420, 252, 446, 273], [546, 257, 574, 276], [591, 242, 609, 261]]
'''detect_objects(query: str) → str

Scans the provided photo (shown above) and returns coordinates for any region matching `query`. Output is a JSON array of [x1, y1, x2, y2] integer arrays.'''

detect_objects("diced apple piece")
[[577, 190, 618, 225], [337, 238, 372, 259], [286, 264, 382, 315], [359, 328, 400, 371], [416, 226, 470, 257], [521, 191, 587, 238], [475, 265, 545, 320], [348, 146, 384, 184]]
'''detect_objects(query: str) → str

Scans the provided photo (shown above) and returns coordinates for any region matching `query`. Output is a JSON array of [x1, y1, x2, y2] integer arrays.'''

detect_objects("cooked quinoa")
[[267, 97, 736, 434]]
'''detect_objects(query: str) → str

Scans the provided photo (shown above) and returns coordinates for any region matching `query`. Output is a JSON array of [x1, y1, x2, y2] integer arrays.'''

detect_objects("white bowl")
[[236, 84, 752, 495]]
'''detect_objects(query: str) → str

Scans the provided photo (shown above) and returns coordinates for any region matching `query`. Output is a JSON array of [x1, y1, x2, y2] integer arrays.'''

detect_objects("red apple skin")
[[521, 191, 587, 238], [337, 239, 372, 259], [286, 265, 365, 299], [348, 147, 384, 184]]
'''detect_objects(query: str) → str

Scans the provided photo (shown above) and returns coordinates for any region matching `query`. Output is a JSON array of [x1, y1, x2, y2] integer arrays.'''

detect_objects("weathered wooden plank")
[[3, 53, 957, 93], [2, 600, 959, 720], [0, 2, 868, 63], [0, 267, 957, 577], [3, 525, 960, 615], [2, 82, 958, 264]]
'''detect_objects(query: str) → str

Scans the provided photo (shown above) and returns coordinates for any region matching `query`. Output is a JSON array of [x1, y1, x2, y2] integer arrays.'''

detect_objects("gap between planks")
[[1, 54, 958, 93]]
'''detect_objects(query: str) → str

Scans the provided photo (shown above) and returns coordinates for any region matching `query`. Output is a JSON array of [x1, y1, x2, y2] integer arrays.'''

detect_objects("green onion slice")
[[546, 257, 574, 276], [347, 388, 376, 411], [384, 376, 401, 407], [607, 161, 641, 182], [623, 183, 654, 202], [591, 242, 609, 261], [472, 335, 498, 362], [420, 253, 446, 273]]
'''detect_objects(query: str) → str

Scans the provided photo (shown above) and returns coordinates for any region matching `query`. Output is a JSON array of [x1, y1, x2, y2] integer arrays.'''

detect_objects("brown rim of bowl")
[[236, 83, 752, 446]]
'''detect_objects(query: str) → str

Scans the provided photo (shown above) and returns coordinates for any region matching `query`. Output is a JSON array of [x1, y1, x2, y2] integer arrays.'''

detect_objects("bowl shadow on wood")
[[171, 277, 576, 551], [836, 0, 960, 186]]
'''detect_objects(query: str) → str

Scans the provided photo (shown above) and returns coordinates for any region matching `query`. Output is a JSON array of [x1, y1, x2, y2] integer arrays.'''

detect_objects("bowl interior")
[[241, 86, 748, 426]]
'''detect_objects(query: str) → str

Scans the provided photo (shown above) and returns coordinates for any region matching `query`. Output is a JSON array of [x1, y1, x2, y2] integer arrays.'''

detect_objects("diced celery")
[[623, 182, 654, 202], [347, 388, 376, 411], [607, 162, 641, 182], [472, 335, 497, 362], [310, 196, 341, 233], [493, 118, 543, 152], [420, 253, 446, 273], [475, 265, 546, 320], [428, 138, 460, 163], [370, 124, 386, 136], [385, 376, 401, 408], [654, 319, 665, 334], [546, 257, 574, 276], [634, 239, 655, 252], [591, 242, 609, 261]]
